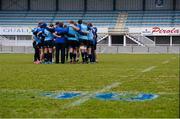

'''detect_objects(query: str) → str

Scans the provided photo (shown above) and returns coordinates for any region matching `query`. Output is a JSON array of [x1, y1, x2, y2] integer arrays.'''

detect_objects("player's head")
[[58, 22, 64, 27], [42, 22, 47, 28], [78, 19, 82, 24], [88, 22, 93, 27], [68, 20, 75, 25], [38, 21, 43, 27], [38, 22, 47, 28], [64, 24, 67, 28], [55, 21, 60, 26], [49, 23, 54, 27]]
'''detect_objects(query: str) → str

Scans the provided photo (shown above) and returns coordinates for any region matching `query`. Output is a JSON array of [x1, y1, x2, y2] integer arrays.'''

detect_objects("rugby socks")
[[49, 53, 52, 62], [70, 52, 73, 62], [73, 53, 76, 62], [91, 50, 95, 62], [88, 54, 92, 62], [44, 53, 48, 62], [84, 52, 88, 63], [76, 52, 80, 62], [81, 52, 85, 63], [34, 48, 40, 61]]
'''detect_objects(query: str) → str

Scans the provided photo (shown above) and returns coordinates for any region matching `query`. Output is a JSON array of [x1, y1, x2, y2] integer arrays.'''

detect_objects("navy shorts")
[[44, 40, 53, 48], [68, 40, 78, 49], [80, 39, 91, 46]]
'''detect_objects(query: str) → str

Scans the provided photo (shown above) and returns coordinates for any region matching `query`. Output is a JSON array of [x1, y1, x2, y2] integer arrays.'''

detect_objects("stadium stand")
[[125, 11, 180, 27], [0, 11, 118, 28]]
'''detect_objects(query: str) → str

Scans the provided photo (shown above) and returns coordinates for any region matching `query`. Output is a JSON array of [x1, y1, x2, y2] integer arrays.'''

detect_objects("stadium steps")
[[97, 34, 109, 43], [115, 12, 128, 29], [0, 35, 10, 41], [126, 34, 145, 47], [126, 34, 155, 47]]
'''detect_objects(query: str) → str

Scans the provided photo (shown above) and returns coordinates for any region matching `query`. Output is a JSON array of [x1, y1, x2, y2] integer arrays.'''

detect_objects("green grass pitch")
[[0, 54, 179, 118]]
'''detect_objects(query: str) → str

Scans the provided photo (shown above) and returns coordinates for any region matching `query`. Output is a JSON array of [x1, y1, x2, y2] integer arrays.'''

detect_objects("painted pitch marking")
[[171, 57, 176, 60], [141, 66, 156, 73], [63, 82, 120, 109], [162, 60, 169, 64]]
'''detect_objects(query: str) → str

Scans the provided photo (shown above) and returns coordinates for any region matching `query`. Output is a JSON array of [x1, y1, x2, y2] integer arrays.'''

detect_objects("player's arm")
[[70, 24, 80, 31], [53, 32, 61, 38]]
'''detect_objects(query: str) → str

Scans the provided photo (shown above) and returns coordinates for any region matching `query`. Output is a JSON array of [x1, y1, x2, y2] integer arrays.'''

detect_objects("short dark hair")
[[58, 22, 64, 27], [68, 20, 75, 24], [88, 23, 93, 27], [55, 21, 60, 26], [78, 19, 82, 24], [49, 23, 54, 27]]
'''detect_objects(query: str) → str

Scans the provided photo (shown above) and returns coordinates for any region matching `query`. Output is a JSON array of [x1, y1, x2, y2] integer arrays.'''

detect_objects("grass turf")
[[0, 54, 179, 118]]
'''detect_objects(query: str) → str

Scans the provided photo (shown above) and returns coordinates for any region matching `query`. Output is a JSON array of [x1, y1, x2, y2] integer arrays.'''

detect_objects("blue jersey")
[[77, 24, 89, 40], [92, 27, 97, 44], [44, 28, 54, 41], [92, 27, 97, 39], [88, 28, 94, 42], [54, 27, 68, 43], [36, 27, 45, 41], [67, 25, 78, 41], [32, 27, 41, 44]]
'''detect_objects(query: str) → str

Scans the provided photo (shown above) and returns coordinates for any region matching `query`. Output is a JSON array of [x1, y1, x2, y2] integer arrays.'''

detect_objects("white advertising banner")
[[97, 27, 108, 33], [0, 27, 33, 35], [0, 27, 108, 35], [129, 27, 180, 36]]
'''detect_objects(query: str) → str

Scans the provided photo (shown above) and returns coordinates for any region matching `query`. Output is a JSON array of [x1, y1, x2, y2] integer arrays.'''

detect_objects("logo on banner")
[[0, 27, 32, 35], [152, 27, 180, 34], [142, 29, 152, 35]]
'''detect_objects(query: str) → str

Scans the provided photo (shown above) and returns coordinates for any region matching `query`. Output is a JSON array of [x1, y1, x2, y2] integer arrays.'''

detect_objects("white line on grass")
[[171, 57, 176, 60], [141, 66, 156, 73], [63, 82, 120, 109], [162, 60, 170, 64], [157, 92, 179, 95]]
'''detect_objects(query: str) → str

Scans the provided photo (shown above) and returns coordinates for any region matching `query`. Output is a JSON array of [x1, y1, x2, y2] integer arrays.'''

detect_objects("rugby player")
[[67, 20, 80, 64]]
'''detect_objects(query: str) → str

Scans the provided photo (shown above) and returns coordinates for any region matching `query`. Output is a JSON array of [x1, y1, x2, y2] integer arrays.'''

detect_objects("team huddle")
[[32, 20, 98, 64]]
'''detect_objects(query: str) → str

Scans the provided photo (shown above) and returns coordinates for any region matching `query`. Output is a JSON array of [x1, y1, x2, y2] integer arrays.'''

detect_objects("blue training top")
[[77, 24, 89, 40], [54, 27, 68, 43], [88, 27, 94, 42], [67, 25, 78, 41], [32, 27, 41, 44], [44, 28, 54, 41]]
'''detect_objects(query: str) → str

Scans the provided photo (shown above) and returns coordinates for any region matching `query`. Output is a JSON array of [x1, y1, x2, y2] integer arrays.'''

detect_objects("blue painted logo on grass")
[[43, 92, 158, 101], [43, 92, 82, 99], [95, 93, 158, 101], [55, 92, 81, 99]]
